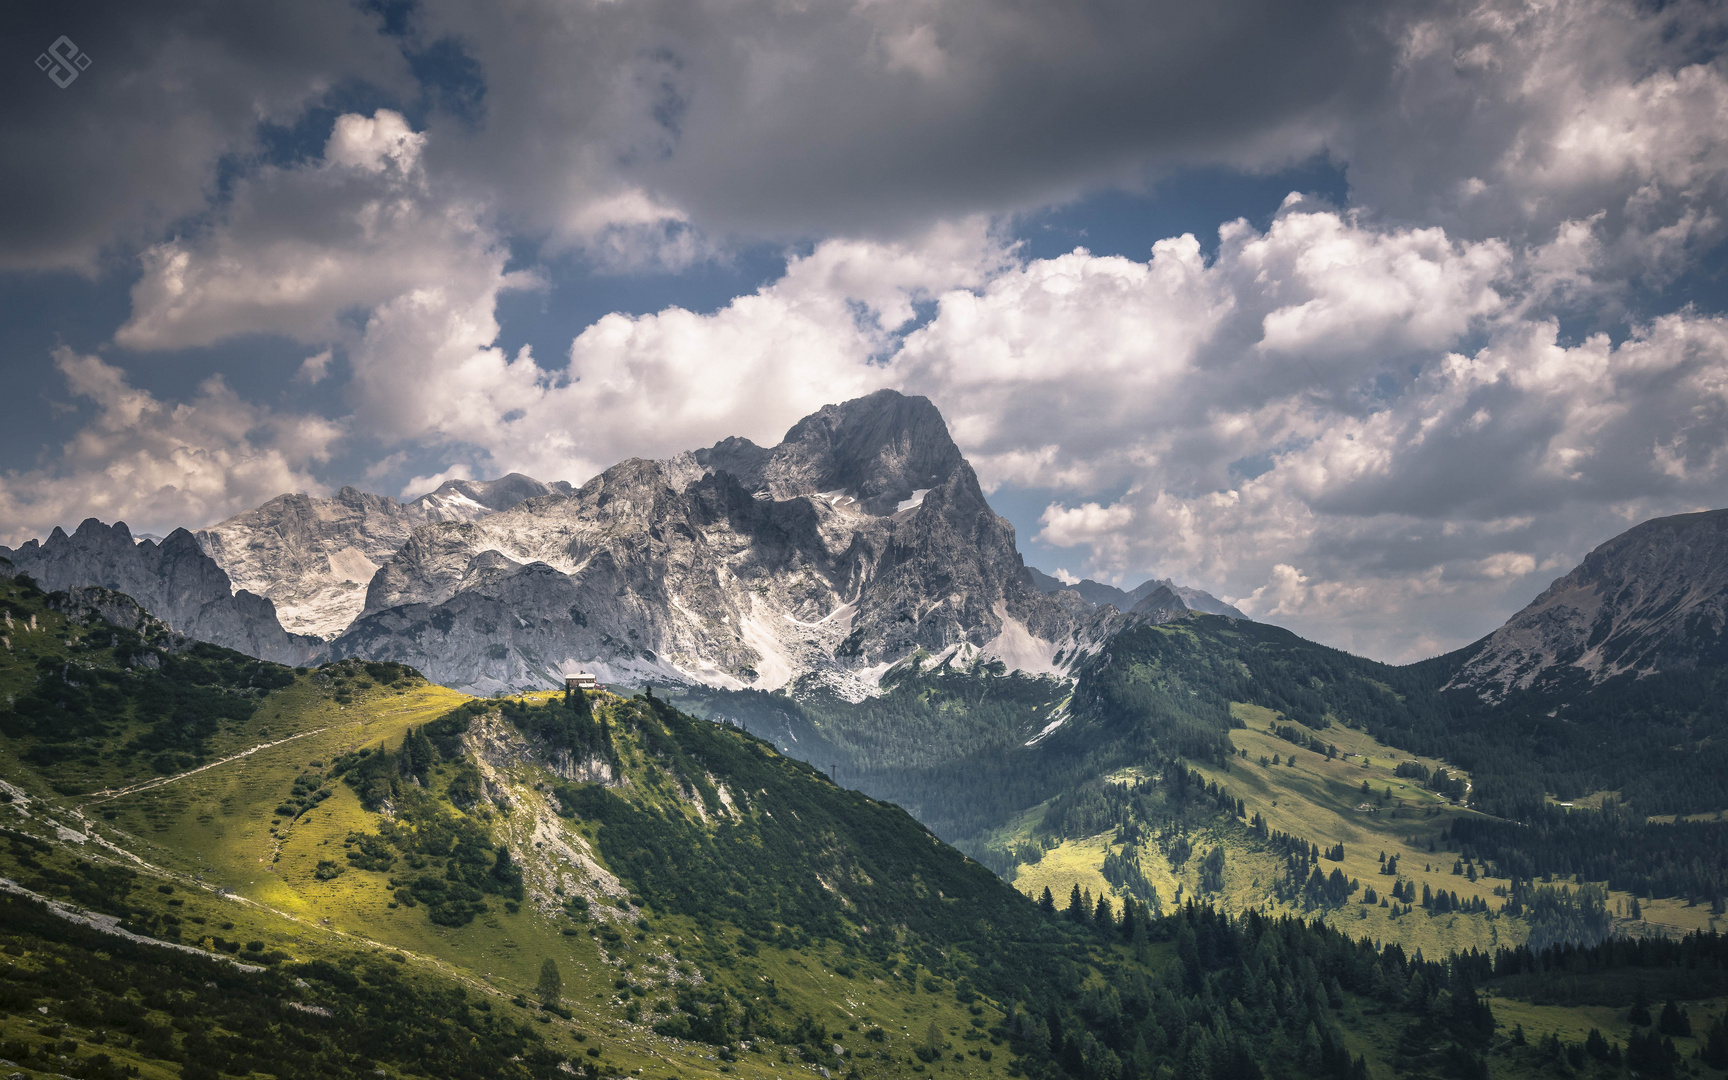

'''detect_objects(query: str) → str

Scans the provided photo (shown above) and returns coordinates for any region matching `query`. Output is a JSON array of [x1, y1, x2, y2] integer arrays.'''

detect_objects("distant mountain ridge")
[[196, 474, 571, 638], [1447, 507, 1728, 700], [1027, 566, 1247, 618]]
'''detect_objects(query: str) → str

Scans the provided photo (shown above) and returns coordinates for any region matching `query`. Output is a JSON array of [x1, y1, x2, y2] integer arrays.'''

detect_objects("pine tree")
[[922, 1020, 942, 1062], [538, 958, 562, 1007], [1094, 894, 1114, 928], [1704, 1017, 1728, 1069], [1630, 989, 1652, 1026], [1039, 886, 1057, 915], [1066, 884, 1085, 921], [1586, 1028, 1610, 1060], [1658, 999, 1691, 1037]]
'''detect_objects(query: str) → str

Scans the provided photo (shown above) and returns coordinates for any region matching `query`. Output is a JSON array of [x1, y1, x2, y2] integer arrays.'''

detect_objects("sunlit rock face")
[[195, 475, 571, 639]]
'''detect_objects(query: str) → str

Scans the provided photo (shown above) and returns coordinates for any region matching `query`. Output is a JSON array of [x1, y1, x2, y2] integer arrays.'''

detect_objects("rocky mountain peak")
[[696, 389, 964, 515], [1449, 507, 1728, 700], [1129, 584, 1188, 622], [329, 392, 1073, 695], [413, 473, 574, 516]]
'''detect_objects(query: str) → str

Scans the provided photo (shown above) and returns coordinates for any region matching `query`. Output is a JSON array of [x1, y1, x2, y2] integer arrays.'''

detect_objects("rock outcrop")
[[330, 391, 1081, 695], [0, 520, 324, 666], [196, 474, 571, 637], [1448, 507, 1728, 700]]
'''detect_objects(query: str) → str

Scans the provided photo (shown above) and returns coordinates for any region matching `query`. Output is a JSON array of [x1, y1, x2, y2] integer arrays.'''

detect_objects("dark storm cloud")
[[419, 0, 1403, 243], [0, 1, 408, 271]]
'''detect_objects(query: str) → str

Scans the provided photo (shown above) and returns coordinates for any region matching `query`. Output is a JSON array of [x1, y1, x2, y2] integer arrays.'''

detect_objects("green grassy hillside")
[[6, 570, 1728, 1080], [680, 614, 1726, 963]]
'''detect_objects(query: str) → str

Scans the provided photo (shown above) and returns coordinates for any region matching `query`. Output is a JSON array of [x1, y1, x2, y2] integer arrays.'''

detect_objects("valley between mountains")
[[2, 392, 1728, 1080]]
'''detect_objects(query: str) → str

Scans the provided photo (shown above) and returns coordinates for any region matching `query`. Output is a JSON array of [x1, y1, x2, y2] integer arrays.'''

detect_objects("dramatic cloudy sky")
[[3, 0, 1727, 662]]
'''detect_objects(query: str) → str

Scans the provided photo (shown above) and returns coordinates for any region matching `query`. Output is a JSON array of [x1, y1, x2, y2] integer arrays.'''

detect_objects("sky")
[[2, 0, 1727, 664]]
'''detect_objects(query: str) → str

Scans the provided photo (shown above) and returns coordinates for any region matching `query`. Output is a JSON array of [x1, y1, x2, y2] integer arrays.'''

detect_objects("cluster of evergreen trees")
[[1446, 804, 1727, 909], [328, 701, 522, 925]]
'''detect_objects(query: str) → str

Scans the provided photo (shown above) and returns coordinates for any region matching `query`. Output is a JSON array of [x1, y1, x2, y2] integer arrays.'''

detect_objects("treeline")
[[1005, 901, 1490, 1080], [1484, 929, 1728, 1079], [1446, 804, 1728, 908]]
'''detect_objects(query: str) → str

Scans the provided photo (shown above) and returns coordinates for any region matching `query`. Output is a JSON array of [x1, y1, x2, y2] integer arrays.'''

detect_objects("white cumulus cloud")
[[0, 349, 338, 547]]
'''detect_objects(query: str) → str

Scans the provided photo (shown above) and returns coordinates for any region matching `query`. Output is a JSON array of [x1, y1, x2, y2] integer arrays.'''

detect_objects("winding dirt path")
[[82, 727, 328, 803]]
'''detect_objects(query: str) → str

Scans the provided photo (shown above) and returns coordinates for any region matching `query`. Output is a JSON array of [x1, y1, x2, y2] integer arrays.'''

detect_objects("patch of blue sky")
[[1010, 155, 1349, 264]]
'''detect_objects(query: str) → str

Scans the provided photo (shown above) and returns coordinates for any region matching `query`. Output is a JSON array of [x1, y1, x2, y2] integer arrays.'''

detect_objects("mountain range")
[[5, 388, 1728, 716], [3, 391, 1220, 696], [1026, 567, 1247, 619], [196, 473, 572, 638]]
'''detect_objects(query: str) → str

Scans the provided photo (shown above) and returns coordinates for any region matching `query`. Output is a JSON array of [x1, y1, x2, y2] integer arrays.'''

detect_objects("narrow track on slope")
[[82, 727, 329, 803]]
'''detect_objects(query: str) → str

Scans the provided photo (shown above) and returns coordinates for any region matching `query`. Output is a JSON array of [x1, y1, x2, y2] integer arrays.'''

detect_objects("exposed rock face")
[[0, 520, 323, 666], [1449, 508, 1728, 700], [330, 391, 1075, 695], [196, 474, 571, 638], [1027, 567, 1246, 619], [44, 586, 188, 655]]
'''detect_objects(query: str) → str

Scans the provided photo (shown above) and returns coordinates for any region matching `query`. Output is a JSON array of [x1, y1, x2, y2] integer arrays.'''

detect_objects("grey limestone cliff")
[[0, 519, 323, 666], [331, 391, 1082, 695], [196, 474, 571, 638]]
